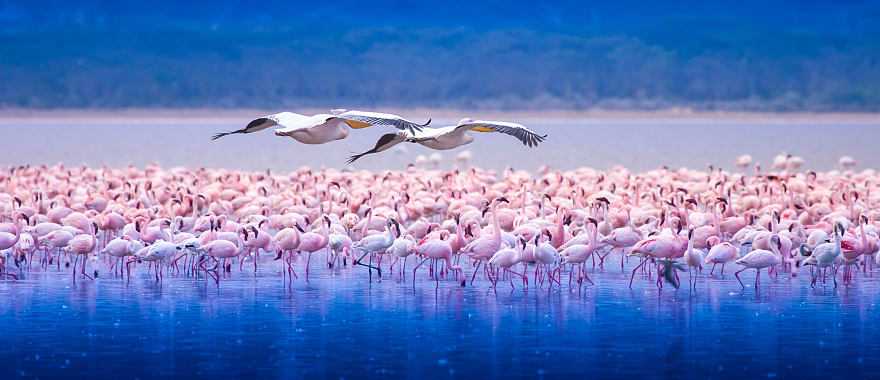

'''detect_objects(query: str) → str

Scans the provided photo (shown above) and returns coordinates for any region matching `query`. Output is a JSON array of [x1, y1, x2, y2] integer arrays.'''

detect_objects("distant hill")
[[2, 0, 879, 110]]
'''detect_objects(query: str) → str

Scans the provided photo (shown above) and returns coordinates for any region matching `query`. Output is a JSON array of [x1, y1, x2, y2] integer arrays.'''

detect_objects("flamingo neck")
[[589, 225, 597, 247], [362, 209, 373, 237], [384, 227, 394, 244], [491, 202, 501, 239], [860, 219, 868, 247], [555, 210, 565, 239]]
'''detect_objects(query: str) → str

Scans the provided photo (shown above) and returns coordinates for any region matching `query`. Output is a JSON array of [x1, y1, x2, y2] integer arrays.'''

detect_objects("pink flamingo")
[[67, 222, 98, 281], [534, 230, 562, 287], [462, 197, 508, 285], [600, 221, 642, 271], [735, 234, 783, 290], [297, 215, 331, 282], [241, 224, 272, 273], [0, 222, 20, 279], [560, 219, 600, 290], [412, 230, 463, 289], [704, 236, 738, 276], [628, 223, 688, 288], [488, 236, 528, 290], [185, 239, 241, 286], [272, 225, 303, 283], [101, 235, 141, 278]]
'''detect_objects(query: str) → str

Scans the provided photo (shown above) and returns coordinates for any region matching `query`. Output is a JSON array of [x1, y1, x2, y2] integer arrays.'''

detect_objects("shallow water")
[[4, 116, 880, 379], [2, 256, 880, 379], [1, 117, 878, 172]]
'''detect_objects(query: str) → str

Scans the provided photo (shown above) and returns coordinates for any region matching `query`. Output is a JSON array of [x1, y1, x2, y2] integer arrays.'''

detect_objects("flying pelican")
[[211, 110, 430, 143], [346, 118, 547, 164]]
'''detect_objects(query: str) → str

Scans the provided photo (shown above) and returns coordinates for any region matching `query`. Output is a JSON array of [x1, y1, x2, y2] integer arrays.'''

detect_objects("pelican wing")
[[406, 126, 457, 142], [336, 110, 429, 134], [455, 120, 547, 147], [346, 133, 406, 164], [212, 112, 308, 140]]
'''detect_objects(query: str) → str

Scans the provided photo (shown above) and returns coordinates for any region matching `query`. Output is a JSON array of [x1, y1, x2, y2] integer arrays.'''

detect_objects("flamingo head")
[[706, 235, 721, 247], [770, 234, 782, 251], [387, 218, 401, 236], [586, 217, 598, 228], [834, 222, 845, 237]]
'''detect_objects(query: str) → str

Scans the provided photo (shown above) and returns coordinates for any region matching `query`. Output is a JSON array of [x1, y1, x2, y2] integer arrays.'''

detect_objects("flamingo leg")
[[470, 261, 482, 285], [305, 251, 312, 282], [734, 268, 746, 288], [628, 258, 647, 288], [402, 256, 408, 282], [412, 257, 430, 285]]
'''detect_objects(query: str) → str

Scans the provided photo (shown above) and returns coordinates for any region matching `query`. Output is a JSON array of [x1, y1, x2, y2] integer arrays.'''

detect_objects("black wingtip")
[[211, 132, 230, 141], [346, 154, 364, 165], [407, 117, 430, 133]]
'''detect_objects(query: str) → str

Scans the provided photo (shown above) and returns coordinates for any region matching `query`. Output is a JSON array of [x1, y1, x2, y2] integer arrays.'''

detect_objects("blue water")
[[2, 259, 880, 379]]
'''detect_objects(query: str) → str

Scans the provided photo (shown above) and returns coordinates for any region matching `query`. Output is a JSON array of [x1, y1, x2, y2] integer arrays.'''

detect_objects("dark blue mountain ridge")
[[1, 1, 879, 110]]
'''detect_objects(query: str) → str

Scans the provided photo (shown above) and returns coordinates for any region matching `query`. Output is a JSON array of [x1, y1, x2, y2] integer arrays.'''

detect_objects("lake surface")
[[3, 114, 880, 379], [2, 257, 880, 379], [1, 115, 878, 172]]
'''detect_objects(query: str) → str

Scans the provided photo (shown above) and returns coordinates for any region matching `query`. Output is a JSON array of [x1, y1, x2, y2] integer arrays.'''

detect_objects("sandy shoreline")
[[0, 108, 878, 124]]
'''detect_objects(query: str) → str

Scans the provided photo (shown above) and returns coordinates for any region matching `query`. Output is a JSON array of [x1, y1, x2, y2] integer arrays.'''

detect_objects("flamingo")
[[628, 221, 689, 289], [487, 237, 528, 290], [462, 197, 509, 285], [735, 234, 783, 290], [182, 239, 240, 286], [272, 225, 303, 282], [67, 222, 99, 281], [297, 215, 331, 282], [684, 229, 703, 290], [0, 222, 20, 279], [386, 235, 416, 281], [101, 236, 142, 278], [352, 218, 400, 281], [559, 219, 601, 289], [412, 230, 464, 289], [804, 223, 844, 287], [534, 231, 562, 287], [139, 240, 178, 283], [703, 236, 739, 275], [241, 224, 273, 274]]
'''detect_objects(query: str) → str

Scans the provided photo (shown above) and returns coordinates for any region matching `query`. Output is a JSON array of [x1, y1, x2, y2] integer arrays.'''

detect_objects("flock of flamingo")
[[0, 110, 877, 293]]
